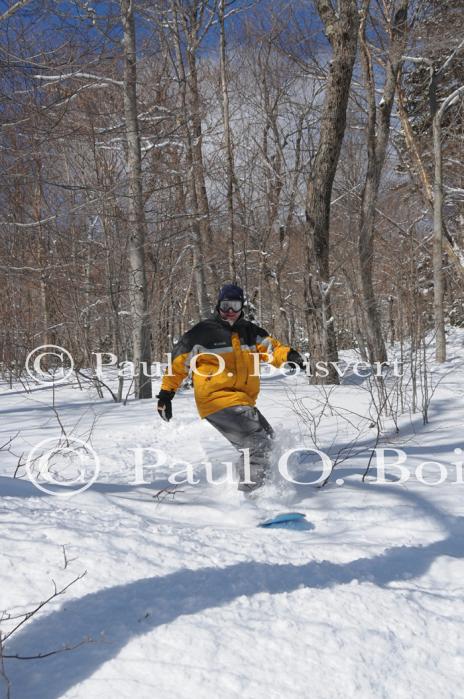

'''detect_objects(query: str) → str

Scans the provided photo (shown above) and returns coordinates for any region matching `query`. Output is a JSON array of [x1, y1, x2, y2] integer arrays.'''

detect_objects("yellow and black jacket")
[[161, 312, 292, 418]]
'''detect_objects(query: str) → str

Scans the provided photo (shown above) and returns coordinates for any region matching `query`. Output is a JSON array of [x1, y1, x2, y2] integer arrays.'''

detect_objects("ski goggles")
[[219, 299, 243, 312]]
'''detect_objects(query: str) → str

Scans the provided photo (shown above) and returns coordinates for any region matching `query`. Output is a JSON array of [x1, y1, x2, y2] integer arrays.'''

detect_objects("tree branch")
[[0, 0, 32, 23]]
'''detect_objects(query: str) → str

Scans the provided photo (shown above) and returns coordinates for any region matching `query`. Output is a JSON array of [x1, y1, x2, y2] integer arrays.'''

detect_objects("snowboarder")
[[156, 284, 305, 492]]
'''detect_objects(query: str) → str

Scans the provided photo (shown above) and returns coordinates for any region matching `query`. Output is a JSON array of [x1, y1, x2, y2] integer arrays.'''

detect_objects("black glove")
[[286, 349, 306, 372], [156, 389, 175, 422]]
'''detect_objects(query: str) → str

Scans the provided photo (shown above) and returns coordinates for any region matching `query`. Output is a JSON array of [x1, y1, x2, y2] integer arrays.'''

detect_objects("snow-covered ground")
[[1, 331, 464, 698]]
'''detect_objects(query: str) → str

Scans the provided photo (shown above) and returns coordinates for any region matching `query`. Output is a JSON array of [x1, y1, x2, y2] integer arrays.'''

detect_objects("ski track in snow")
[[1, 332, 464, 698]]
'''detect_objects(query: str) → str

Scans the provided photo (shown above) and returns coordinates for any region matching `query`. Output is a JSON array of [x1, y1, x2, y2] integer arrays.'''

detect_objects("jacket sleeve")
[[160, 330, 195, 394], [255, 326, 291, 368]]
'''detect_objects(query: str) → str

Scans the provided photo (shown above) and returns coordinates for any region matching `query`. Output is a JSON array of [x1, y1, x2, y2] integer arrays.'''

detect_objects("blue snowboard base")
[[259, 512, 307, 529]]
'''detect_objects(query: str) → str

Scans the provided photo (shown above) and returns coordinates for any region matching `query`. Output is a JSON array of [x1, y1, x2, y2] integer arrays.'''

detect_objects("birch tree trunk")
[[170, 3, 210, 319], [120, 0, 152, 399], [432, 102, 446, 363], [186, 46, 217, 285], [171, 21, 210, 317], [178, 1, 218, 292], [219, 0, 236, 280]]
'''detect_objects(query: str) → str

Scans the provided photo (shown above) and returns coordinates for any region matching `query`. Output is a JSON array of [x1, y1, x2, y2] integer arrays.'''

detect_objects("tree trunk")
[[431, 81, 464, 362], [358, 0, 408, 366], [304, 0, 359, 383], [186, 47, 218, 287], [33, 172, 55, 353], [219, 0, 236, 281], [120, 0, 152, 399], [432, 106, 446, 362], [171, 13, 211, 317], [397, 82, 464, 281]]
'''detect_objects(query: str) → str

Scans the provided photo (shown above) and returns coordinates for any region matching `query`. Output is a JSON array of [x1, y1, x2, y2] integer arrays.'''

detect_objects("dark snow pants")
[[205, 405, 274, 491]]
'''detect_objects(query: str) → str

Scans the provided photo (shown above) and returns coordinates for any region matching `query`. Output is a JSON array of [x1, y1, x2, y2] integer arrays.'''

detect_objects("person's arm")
[[255, 327, 305, 370], [157, 331, 194, 421]]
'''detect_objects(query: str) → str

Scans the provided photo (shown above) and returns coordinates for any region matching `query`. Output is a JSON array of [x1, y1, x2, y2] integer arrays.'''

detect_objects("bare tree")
[[120, 0, 152, 398], [1, 572, 88, 699], [304, 0, 359, 383], [218, 0, 237, 280], [357, 0, 409, 365], [401, 13, 464, 361], [431, 81, 464, 361], [0, 0, 33, 22]]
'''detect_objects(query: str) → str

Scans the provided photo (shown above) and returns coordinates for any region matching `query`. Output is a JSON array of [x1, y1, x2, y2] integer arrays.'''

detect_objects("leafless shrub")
[[0, 572, 90, 699]]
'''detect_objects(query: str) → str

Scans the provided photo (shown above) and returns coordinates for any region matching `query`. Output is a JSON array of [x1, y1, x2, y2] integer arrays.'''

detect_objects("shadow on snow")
[[5, 510, 464, 699]]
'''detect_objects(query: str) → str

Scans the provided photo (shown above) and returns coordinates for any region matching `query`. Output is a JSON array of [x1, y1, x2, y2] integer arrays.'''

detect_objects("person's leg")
[[205, 405, 274, 491]]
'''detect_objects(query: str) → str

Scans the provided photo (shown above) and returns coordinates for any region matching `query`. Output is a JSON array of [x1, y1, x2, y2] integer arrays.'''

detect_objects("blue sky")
[[0, 0, 321, 56]]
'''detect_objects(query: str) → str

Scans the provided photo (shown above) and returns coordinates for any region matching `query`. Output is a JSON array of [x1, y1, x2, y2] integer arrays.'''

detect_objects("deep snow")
[[1, 331, 464, 698]]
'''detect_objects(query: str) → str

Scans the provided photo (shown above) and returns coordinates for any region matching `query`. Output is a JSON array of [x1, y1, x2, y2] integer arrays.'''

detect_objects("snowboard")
[[258, 511, 307, 529]]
